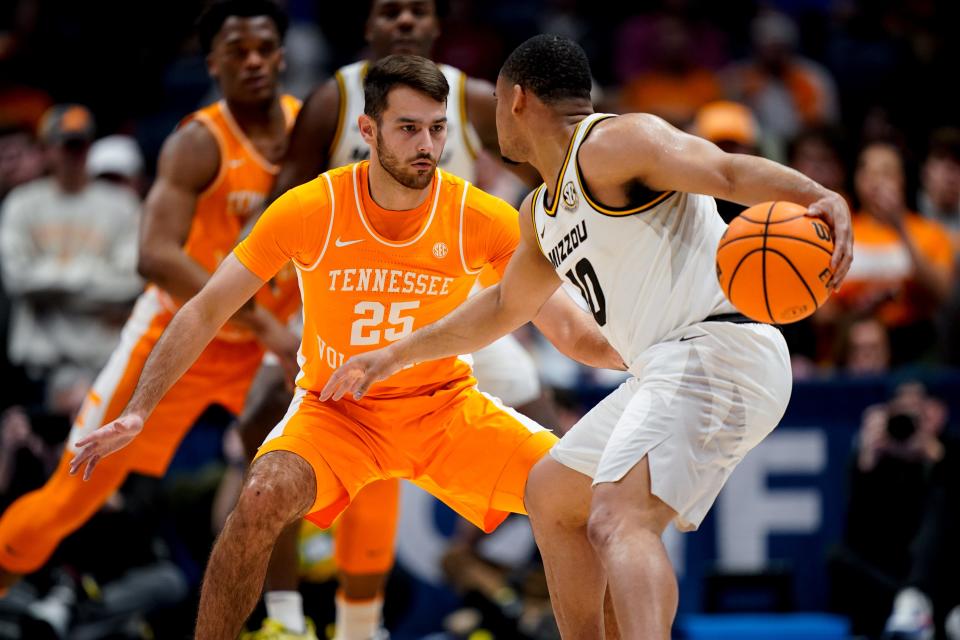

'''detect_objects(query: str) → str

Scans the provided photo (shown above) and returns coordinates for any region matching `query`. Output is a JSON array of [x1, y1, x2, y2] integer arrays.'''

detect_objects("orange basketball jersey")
[[148, 96, 303, 342], [234, 161, 520, 395]]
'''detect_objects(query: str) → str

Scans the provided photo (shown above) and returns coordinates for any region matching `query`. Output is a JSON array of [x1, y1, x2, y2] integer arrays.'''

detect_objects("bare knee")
[[233, 452, 315, 529], [586, 497, 670, 553], [524, 457, 591, 529]]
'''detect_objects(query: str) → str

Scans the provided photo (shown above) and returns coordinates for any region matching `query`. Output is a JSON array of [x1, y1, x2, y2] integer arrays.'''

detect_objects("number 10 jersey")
[[532, 113, 737, 368]]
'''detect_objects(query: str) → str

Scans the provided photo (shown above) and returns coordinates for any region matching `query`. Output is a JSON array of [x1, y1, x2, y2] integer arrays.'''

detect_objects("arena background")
[[2, 1, 960, 639]]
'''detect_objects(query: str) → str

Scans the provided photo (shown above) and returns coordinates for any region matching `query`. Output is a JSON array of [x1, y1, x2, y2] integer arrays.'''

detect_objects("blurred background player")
[[235, 2, 562, 638], [0, 0, 302, 607]]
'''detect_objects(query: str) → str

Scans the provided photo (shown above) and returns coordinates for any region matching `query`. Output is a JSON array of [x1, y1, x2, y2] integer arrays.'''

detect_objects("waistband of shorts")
[[702, 312, 781, 330]]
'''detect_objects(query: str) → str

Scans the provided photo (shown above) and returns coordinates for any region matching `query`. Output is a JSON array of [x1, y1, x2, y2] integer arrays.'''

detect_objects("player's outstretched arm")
[[580, 113, 853, 289], [321, 193, 561, 401], [69, 255, 273, 480]]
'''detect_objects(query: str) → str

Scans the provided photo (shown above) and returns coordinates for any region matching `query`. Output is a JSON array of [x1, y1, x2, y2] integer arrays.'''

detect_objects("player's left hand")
[[806, 192, 853, 289], [320, 347, 404, 401], [69, 413, 145, 481]]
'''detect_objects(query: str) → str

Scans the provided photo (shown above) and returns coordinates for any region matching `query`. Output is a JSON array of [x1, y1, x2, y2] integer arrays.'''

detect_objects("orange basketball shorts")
[[255, 378, 558, 535]]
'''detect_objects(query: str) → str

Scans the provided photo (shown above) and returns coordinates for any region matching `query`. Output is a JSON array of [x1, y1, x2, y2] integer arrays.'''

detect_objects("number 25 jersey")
[[234, 161, 519, 396]]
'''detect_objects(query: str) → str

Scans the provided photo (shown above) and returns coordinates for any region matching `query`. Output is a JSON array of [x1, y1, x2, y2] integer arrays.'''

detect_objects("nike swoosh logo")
[[679, 335, 707, 342], [335, 238, 364, 248]]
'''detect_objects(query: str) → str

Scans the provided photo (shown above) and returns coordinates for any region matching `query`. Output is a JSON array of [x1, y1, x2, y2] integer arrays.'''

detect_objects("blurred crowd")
[[1, 0, 960, 639]]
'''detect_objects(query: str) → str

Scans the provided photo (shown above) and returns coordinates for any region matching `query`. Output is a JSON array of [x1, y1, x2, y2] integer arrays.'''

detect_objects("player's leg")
[[524, 456, 606, 639], [527, 377, 645, 638], [0, 321, 211, 585], [216, 388, 380, 639], [197, 450, 320, 640], [332, 478, 399, 640], [0, 439, 131, 583], [587, 458, 678, 639], [234, 361, 309, 634], [584, 321, 791, 638]]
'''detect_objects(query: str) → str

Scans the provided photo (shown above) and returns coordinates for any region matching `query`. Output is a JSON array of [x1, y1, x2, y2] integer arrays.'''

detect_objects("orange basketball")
[[715, 201, 835, 324]]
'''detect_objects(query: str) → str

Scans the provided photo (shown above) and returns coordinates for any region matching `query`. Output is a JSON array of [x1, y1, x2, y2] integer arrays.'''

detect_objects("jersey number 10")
[[565, 258, 607, 326]]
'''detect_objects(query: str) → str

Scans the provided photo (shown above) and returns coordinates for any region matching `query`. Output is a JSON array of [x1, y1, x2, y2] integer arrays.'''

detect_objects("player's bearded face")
[[376, 127, 438, 190]]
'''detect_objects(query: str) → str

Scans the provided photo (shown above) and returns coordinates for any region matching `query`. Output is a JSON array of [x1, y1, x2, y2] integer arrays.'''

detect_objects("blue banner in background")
[[389, 371, 960, 636]]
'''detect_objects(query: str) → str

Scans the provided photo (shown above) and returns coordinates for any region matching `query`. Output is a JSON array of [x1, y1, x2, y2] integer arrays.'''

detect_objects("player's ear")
[[359, 114, 376, 145], [206, 52, 219, 80], [277, 47, 287, 74], [511, 84, 526, 116]]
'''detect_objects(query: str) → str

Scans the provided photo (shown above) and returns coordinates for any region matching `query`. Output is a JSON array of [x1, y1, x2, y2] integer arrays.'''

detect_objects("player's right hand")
[[69, 414, 144, 481], [257, 319, 301, 387], [805, 192, 853, 289], [319, 347, 404, 402]]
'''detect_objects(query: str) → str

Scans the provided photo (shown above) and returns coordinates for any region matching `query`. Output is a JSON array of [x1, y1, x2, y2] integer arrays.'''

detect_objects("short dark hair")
[[197, 0, 288, 54], [500, 34, 592, 104], [927, 127, 960, 163], [363, 55, 449, 121]]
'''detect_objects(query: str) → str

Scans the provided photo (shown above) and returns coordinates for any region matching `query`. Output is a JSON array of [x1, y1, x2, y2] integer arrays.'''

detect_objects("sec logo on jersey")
[[432, 241, 449, 259], [561, 181, 579, 211]]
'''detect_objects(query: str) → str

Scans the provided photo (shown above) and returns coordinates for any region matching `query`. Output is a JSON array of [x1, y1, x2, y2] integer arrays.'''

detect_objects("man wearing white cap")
[[87, 135, 145, 196]]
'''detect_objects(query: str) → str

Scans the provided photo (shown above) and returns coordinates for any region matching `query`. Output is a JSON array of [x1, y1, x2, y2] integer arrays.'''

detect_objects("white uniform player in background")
[[324, 35, 854, 640]]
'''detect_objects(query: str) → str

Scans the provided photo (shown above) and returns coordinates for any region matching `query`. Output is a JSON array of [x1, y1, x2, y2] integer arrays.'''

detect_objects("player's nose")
[[415, 129, 433, 153]]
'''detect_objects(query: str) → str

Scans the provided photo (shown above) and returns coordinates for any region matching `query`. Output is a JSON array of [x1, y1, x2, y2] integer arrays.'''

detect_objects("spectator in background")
[[830, 141, 954, 365], [691, 99, 759, 155], [883, 427, 960, 640], [0, 105, 142, 397], [87, 134, 146, 197], [0, 125, 47, 409], [721, 10, 839, 159], [614, 1, 728, 89], [830, 382, 948, 638], [918, 127, 960, 241], [788, 126, 850, 203], [836, 316, 891, 377], [691, 100, 759, 223], [616, 16, 721, 127], [0, 126, 46, 202]]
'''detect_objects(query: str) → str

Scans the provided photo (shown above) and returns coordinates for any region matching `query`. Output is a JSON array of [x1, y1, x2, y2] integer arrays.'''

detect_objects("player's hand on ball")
[[69, 414, 144, 481], [320, 347, 403, 401], [805, 192, 852, 289]]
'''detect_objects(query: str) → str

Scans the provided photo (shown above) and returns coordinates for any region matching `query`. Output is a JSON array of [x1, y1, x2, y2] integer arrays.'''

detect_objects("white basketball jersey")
[[328, 61, 483, 181], [532, 113, 736, 366]]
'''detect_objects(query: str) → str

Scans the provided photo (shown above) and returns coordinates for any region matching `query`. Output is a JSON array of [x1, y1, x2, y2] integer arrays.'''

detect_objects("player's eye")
[[401, 125, 416, 133], [430, 124, 445, 133]]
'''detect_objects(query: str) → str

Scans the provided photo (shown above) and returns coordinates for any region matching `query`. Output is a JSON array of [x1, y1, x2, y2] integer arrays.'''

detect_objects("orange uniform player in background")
[[0, 0, 301, 590]]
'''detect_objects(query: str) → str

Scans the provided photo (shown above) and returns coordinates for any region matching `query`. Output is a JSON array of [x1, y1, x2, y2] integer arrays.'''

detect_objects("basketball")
[[715, 201, 835, 324]]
